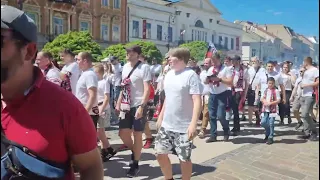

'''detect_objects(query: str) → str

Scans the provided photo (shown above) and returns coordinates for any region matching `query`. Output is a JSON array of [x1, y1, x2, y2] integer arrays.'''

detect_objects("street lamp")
[[166, 10, 181, 51]]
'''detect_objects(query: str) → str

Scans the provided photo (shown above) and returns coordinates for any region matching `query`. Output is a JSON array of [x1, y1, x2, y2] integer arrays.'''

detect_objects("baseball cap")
[[125, 45, 142, 55], [1, 5, 37, 43], [233, 55, 241, 61]]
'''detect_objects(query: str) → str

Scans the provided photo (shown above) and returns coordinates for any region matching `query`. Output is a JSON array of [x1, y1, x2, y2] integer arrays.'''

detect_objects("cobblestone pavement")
[[92, 115, 319, 180]]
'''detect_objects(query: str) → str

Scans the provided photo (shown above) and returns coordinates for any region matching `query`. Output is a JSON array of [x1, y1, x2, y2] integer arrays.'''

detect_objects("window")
[[102, 0, 108, 6], [211, 34, 214, 43], [197, 31, 200, 41], [101, 24, 108, 41], [168, 27, 173, 42], [53, 17, 63, 35], [231, 38, 234, 50], [204, 32, 207, 42], [146, 23, 151, 39], [252, 49, 256, 57], [224, 37, 228, 48], [25, 12, 39, 32], [80, 21, 89, 31], [81, 0, 88, 2], [112, 25, 120, 42], [132, 20, 139, 38], [113, 0, 120, 9], [157, 25, 162, 41], [192, 30, 194, 41], [219, 36, 222, 45]]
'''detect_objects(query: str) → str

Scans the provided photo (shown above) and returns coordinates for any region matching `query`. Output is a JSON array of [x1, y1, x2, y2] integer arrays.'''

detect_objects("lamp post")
[[166, 10, 181, 51]]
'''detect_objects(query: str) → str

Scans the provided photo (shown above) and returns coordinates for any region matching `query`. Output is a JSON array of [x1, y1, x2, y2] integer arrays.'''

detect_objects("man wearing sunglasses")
[[1, 5, 103, 180]]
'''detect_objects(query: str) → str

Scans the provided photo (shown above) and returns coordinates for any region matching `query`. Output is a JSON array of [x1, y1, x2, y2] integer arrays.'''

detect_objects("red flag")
[[205, 42, 217, 58]]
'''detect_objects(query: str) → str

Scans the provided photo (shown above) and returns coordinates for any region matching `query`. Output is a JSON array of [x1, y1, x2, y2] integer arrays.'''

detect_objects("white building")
[[127, 0, 178, 55], [235, 21, 282, 63], [307, 36, 319, 64], [170, 0, 243, 58]]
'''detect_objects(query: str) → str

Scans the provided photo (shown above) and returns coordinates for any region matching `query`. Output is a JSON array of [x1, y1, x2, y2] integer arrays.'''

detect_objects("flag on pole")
[[205, 42, 217, 58], [180, 30, 186, 35]]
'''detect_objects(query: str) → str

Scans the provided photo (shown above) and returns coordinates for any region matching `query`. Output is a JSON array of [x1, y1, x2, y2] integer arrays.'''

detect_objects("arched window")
[[195, 20, 204, 28]]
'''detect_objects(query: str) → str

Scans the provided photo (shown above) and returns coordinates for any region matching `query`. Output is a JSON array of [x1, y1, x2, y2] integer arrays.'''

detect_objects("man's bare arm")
[[86, 87, 97, 112]]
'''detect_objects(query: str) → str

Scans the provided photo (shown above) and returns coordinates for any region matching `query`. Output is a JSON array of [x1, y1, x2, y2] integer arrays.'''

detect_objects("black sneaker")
[[223, 135, 229, 142], [313, 119, 318, 124], [279, 120, 284, 125], [264, 136, 269, 141], [298, 134, 311, 140], [205, 136, 217, 143], [126, 164, 140, 178], [171, 148, 177, 156], [101, 148, 117, 162], [230, 128, 239, 136], [288, 117, 292, 125], [295, 122, 303, 130], [309, 133, 318, 141], [266, 138, 273, 145]]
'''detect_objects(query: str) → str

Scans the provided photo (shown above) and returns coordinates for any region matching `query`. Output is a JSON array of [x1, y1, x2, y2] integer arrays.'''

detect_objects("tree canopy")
[[101, 40, 163, 63], [42, 31, 102, 61], [179, 41, 208, 61]]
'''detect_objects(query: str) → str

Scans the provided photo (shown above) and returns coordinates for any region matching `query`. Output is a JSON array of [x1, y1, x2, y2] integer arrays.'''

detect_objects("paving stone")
[[240, 168, 261, 178], [257, 174, 282, 180], [217, 173, 241, 180]]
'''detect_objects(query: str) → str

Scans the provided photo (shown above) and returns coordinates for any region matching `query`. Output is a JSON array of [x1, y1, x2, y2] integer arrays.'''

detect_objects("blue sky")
[[210, 0, 319, 37]]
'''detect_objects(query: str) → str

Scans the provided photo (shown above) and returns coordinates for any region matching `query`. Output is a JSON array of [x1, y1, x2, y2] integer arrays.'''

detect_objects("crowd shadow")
[[103, 152, 216, 179]]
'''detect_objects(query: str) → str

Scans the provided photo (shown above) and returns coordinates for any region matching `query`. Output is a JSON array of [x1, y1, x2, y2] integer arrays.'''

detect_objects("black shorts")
[[90, 115, 99, 130], [247, 89, 256, 106], [119, 107, 146, 132]]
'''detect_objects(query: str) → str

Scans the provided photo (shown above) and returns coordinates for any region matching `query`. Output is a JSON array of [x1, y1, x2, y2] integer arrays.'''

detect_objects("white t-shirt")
[[61, 61, 81, 95], [259, 71, 283, 93], [301, 67, 319, 97], [122, 62, 151, 107], [248, 66, 265, 90], [162, 68, 202, 133], [45, 67, 61, 86], [294, 77, 303, 98], [75, 69, 99, 115], [97, 79, 110, 110], [206, 65, 233, 94], [261, 88, 281, 117], [232, 66, 249, 92], [150, 64, 162, 76], [200, 69, 210, 95], [281, 73, 294, 91], [112, 63, 122, 86], [156, 75, 164, 92]]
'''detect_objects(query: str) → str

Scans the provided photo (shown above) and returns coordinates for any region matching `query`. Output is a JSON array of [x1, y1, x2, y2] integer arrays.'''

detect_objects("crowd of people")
[[1, 5, 319, 180]]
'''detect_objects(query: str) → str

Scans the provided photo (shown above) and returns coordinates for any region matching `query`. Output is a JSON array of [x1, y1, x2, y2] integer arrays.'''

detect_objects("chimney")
[[264, 24, 267, 31]]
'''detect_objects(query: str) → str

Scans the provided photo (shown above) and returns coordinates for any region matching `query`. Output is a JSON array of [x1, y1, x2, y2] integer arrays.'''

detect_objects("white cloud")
[[273, 12, 283, 15]]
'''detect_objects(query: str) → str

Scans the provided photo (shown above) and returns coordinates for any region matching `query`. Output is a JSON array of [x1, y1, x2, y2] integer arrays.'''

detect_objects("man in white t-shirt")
[[298, 57, 318, 141], [116, 45, 151, 178], [150, 58, 162, 78], [230, 55, 249, 136], [35, 51, 61, 86], [155, 47, 201, 180], [60, 49, 80, 95], [247, 57, 265, 125], [76, 52, 99, 129], [198, 58, 211, 138], [204, 53, 233, 143], [109, 56, 122, 104]]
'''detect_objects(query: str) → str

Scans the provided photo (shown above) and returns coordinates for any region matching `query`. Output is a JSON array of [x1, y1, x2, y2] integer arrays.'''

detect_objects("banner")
[[205, 42, 217, 58], [142, 20, 147, 39]]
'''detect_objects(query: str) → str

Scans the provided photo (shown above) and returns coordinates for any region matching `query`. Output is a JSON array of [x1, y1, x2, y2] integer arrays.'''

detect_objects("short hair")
[[282, 61, 290, 68], [168, 47, 190, 64], [267, 77, 275, 83], [93, 63, 104, 75], [40, 51, 53, 60], [304, 57, 312, 64], [60, 48, 75, 57], [212, 53, 220, 59], [251, 56, 259, 61], [79, 52, 94, 63], [266, 61, 274, 65], [225, 56, 232, 61]]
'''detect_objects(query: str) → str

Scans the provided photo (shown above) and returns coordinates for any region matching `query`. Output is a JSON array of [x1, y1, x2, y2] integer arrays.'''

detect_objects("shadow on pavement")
[[103, 152, 216, 179]]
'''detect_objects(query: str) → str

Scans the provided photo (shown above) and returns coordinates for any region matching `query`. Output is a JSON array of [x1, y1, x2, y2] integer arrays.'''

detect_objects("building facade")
[[127, 0, 177, 55], [171, 0, 243, 58], [1, 0, 127, 49]]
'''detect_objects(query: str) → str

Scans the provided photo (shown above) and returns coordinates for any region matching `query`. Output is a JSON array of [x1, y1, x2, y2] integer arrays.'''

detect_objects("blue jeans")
[[114, 86, 121, 102], [261, 112, 275, 138], [208, 91, 230, 137]]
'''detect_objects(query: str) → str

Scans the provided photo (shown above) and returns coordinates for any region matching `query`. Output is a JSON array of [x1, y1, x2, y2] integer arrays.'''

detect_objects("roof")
[[254, 26, 278, 38], [145, 0, 177, 5], [297, 34, 314, 45]]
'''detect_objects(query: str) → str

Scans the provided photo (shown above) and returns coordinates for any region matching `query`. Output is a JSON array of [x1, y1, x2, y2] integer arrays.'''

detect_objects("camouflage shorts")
[[154, 127, 192, 162]]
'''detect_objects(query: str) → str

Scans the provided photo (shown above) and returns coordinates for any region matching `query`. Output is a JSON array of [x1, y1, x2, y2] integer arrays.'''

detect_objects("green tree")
[[179, 41, 208, 61], [42, 31, 102, 61], [100, 40, 163, 63], [100, 44, 126, 62]]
